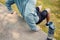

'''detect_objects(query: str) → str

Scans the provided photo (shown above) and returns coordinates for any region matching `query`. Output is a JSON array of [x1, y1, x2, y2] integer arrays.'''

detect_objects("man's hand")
[[11, 11, 17, 14], [7, 11, 17, 17]]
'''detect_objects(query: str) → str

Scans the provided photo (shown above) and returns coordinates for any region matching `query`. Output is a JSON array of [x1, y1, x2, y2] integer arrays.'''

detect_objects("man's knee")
[[45, 8, 51, 13], [24, 13, 33, 21]]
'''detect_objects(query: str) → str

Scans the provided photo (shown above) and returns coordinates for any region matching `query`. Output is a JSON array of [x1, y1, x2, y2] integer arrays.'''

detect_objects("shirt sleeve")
[[5, 0, 15, 13]]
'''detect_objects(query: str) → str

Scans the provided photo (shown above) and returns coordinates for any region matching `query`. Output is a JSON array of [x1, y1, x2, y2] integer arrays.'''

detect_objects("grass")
[[37, 0, 60, 40], [0, 0, 60, 40]]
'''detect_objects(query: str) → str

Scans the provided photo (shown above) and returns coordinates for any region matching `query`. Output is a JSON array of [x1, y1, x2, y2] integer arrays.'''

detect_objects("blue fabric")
[[5, 0, 15, 13], [5, 0, 39, 30]]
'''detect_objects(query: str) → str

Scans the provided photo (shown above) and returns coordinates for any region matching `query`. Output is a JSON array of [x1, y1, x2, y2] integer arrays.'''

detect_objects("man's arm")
[[45, 8, 50, 23], [46, 13, 50, 23], [5, 0, 15, 14]]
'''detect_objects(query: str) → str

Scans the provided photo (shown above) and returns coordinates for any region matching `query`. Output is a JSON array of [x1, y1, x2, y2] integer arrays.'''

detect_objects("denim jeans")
[[6, 0, 39, 29]]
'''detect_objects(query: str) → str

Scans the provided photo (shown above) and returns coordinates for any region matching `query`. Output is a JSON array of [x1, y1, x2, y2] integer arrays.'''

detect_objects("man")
[[5, 0, 40, 32]]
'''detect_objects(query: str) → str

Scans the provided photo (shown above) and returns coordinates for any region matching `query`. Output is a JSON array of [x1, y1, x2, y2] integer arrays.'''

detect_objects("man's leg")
[[24, 0, 40, 31], [14, 0, 40, 31]]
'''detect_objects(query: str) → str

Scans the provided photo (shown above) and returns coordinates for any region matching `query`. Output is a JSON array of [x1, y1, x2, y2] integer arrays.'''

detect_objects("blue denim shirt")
[[5, 0, 39, 29]]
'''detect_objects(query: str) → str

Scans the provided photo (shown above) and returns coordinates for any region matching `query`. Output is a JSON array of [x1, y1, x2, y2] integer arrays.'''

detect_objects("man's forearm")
[[46, 13, 50, 23]]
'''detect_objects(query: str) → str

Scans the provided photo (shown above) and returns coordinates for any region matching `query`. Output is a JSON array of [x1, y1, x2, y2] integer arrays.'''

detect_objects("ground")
[[0, 0, 60, 40], [0, 4, 48, 40]]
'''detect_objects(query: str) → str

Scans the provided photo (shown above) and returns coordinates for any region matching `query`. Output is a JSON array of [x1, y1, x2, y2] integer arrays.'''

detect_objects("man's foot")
[[47, 38, 56, 40], [47, 38, 52, 40], [31, 26, 41, 32]]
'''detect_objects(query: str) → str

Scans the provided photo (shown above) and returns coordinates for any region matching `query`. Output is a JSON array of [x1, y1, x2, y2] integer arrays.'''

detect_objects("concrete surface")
[[0, 3, 47, 40]]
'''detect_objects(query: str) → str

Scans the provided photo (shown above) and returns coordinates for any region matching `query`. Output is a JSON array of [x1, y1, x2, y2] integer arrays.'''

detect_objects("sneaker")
[[47, 38, 52, 40], [47, 38, 56, 40], [31, 26, 40, 32]]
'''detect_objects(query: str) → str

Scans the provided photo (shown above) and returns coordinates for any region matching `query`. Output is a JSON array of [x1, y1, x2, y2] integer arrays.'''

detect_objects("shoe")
[[47, 38, 52, 40], [31, 26, 40, 32], [47, 38, 56, 40]]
